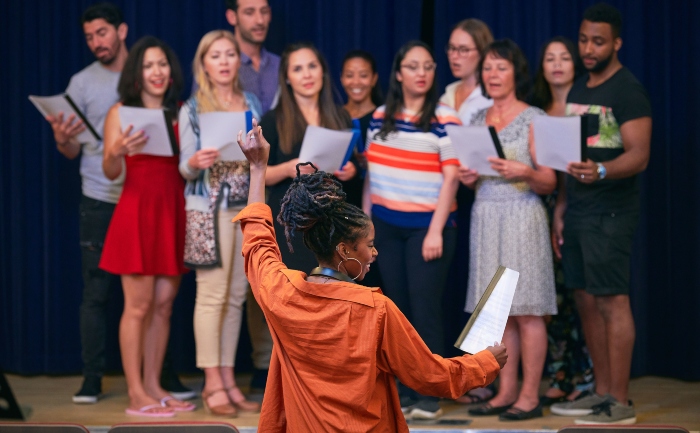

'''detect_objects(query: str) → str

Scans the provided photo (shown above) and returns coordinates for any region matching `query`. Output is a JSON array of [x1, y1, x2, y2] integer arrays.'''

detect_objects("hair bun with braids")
[[277, 162, 371, 262]]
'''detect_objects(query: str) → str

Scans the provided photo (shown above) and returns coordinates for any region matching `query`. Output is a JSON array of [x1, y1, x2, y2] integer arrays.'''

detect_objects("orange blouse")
[[233, 203, 500, 433]]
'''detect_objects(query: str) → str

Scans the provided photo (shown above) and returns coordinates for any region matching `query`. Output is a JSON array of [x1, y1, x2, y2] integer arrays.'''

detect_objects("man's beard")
[[586, 51, 613, 73]]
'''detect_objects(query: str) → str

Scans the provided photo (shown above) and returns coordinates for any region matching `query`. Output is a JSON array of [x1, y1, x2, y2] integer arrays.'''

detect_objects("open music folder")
[[454, 266, 519, 355], [532, 113, 598, 172], [118, 106, 178, 157], [445, 124, 505, 176], [29, 93, 101, 144], [298, 125, 360, 173], [199, 111, 253, 161]]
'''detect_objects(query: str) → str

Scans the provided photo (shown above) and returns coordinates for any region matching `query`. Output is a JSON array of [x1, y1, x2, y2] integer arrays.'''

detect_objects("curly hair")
[[277, 163, 371, 262]]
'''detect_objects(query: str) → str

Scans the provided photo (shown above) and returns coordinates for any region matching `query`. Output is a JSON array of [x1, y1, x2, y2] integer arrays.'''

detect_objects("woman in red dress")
[[100, 36, 190, 417]]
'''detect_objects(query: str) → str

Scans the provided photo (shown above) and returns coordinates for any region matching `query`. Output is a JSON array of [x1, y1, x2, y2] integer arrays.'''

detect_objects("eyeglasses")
[[445, 44, 479, 57], [400, 62, 436, 73]]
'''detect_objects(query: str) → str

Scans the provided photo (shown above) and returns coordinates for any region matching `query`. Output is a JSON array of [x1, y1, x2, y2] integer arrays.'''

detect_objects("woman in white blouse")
[[440, 19, 494, 125]]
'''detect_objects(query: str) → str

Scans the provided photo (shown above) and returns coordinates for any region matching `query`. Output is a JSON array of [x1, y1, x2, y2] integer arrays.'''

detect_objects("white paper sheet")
[[29, 93, 100, 145], [533, 115, 582, 172], [298, 125, 356, 173], [445, 124, 501, 177], [118, 106, 174, 156], [459, 267, 519, 354], [199, 111, 251, 161]]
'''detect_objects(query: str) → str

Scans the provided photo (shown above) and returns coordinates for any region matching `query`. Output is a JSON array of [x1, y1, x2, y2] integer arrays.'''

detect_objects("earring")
[[338, 257, 363, 280]]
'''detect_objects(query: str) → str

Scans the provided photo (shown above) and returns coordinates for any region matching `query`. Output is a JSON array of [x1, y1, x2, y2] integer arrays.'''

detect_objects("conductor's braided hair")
[[277, 162, 371, 262]]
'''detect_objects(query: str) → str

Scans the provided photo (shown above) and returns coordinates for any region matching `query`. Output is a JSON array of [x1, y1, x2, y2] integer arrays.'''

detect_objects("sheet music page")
[[29, 94, 99, 145], [532, 115, 581, 172], [118, 106, 173, 156], [199, 111, 249, 161], [445, 124, 501, 176], [298, 125, 355, 173], [459, 267, 519, 354]]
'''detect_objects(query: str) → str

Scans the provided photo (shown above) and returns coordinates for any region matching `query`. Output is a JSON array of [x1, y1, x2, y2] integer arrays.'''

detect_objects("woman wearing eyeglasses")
[[440, 19, 494, 125], [363, 40, 461, 420]]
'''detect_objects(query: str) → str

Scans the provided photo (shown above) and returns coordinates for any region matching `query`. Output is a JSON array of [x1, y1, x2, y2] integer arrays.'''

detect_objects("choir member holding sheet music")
[[40, 2, 127, 405], [531, 37, 595, 407], [178, 30, 262, 417], [363, 41, 461, 420], [459, 39, 557, 421], [259, 42, 356, 273], [99, 36, 192, 417]]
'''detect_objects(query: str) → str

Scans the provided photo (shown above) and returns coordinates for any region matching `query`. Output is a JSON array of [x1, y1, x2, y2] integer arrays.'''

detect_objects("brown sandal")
[[202, 389, 237, 417], [227, 387, 261, 413]]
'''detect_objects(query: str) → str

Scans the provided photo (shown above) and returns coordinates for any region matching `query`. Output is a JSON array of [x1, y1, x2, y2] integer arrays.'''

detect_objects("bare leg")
[[511, 315, 547, 411], [574, 289, 610, 395], [596, 295, 634, 404], [142, 275, 190, 409], [120, 275, 171, 414], [487, 317, 520, 407]]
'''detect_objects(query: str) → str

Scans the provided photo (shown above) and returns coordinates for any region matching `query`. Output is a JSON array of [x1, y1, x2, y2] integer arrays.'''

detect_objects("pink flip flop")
[[125, 404, 176, 417], [160, 396, 196, 412]]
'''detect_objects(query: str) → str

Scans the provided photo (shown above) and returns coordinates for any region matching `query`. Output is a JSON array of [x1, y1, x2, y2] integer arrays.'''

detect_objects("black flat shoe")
[[498, 405, 543, 421], [468, 403, 513, 416]]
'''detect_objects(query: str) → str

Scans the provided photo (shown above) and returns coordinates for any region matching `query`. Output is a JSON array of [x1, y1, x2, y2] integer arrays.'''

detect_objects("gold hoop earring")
[[338, 257, 363, 280]]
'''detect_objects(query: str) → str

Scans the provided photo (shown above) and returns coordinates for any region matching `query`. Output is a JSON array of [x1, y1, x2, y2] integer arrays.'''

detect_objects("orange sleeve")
[[377, 297, 500, 399], [232, 203, 287, 308]]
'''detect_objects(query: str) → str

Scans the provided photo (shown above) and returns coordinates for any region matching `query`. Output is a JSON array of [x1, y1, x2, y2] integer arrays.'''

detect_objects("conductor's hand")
[[47, 112, 86, 146], [237, 118, 269, 169], [485, 342, 508, 369]]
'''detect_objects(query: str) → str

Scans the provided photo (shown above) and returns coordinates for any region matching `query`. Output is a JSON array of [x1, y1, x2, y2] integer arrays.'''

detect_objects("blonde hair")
[[193, 30, 243, 113]]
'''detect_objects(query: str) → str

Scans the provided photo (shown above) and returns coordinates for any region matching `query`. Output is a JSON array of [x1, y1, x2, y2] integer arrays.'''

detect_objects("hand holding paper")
[[46, 112, 86, 145], [446, 124, 504, 177], [118, 106, 175, 156], [485, 342, 508, 369], [454, 266, 519, 355], [29, 93, 100, 145], [199, 111, 252, 161]]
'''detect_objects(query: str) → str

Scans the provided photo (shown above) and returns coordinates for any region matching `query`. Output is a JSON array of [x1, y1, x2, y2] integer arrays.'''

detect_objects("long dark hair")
[[117, 36, 183, 112], [376, 40, 438, 140], [275, 42, 350, 154], [277, 163, 371, 261], [531, 37, 582, 110], [341, 49, 384, 107], [478, 39, 530, 102]]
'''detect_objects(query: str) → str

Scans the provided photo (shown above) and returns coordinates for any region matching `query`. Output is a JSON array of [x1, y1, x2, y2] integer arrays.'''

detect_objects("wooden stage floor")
[[4, 374, 699, 432]]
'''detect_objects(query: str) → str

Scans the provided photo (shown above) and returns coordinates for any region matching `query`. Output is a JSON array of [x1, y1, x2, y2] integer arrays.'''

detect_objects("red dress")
[[99, 152, 187, 276]]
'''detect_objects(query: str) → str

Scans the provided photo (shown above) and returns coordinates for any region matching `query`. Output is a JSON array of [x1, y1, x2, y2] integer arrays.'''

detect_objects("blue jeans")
[[78, 195, 117, 378]]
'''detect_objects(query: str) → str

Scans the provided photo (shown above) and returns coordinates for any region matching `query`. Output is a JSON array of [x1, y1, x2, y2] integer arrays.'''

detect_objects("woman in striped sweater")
[[363, 40, 461, 420]]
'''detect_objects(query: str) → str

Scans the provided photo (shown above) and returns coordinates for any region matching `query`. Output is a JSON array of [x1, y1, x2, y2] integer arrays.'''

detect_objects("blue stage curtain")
[[2, 0, 699, 381]]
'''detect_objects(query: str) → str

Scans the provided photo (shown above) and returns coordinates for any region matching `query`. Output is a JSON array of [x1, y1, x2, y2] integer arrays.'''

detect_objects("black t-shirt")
[[565, 67, 651, 216]]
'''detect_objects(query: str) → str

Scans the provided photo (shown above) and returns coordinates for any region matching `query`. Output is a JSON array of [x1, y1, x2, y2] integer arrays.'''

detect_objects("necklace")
[[488, 105, 516, 125], [308, 267, 356, 284]]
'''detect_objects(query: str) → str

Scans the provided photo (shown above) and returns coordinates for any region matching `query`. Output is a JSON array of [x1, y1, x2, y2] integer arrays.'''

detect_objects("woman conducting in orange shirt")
[[232, 120, 507, 432]]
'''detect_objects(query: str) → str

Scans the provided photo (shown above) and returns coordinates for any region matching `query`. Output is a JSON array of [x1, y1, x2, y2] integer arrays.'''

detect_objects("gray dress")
[[465, 106, 557, 316]]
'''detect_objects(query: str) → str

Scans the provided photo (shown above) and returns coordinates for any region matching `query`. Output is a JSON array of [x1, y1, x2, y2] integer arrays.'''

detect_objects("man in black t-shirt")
[[550, 3, 652, 425]]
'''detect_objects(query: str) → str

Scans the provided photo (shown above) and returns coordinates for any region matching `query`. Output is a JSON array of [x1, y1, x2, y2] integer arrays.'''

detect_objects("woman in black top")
[[260, 42, 356, 272]]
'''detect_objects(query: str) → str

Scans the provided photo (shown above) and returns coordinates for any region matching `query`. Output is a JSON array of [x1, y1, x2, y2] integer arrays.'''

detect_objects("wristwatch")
[[596, 163, 607, 180]]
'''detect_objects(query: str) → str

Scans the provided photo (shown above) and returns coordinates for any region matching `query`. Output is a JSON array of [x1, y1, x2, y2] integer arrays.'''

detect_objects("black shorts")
[[561, 212, 638, 296]]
